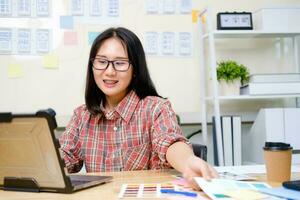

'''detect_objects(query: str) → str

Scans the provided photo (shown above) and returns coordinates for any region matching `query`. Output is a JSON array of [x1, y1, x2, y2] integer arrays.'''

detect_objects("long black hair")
[[85, 27, 160, 114]]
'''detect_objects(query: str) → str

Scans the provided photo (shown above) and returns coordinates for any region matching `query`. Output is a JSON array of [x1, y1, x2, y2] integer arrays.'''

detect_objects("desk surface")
[[0, 169, 181, 200], [1, 170, 300, 200]]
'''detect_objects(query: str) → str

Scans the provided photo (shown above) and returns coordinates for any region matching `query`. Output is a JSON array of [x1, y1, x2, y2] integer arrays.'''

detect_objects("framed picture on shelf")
[[217, 12, 253, 30]]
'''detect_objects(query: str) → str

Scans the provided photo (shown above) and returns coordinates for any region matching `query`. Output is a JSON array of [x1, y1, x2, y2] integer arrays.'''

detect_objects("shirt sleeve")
[[151, 100, 191, 168], [59, 107, 84, 173]]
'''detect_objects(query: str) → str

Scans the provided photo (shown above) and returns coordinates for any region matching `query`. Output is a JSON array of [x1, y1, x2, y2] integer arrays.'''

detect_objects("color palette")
[[118, 183, 179, 198]]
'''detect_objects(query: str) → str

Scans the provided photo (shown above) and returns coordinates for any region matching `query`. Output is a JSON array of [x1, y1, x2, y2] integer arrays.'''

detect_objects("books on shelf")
[[212, 115, 242, 166], [232, 116, 242, 165], [249, 73, 300, 83], [240, 82, 300, 95], [240, 73, 300, 95], [222, 116, 233, 166]]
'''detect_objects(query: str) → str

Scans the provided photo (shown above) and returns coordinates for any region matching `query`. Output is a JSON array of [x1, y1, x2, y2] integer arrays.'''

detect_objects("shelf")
[[202, 30, 300, 39], [205, 94, 300, 101]]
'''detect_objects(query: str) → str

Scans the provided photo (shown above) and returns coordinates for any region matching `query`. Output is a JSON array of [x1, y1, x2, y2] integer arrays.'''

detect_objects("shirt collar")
[[99, 90, 140, 123], [115, 90, 140, 124]]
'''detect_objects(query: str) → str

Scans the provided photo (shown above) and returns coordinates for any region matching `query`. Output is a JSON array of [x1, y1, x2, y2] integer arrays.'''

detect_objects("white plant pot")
[[218, 79, 241, 96]]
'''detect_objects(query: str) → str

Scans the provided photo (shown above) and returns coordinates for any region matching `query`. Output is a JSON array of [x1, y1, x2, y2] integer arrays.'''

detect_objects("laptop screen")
[[0, 116, 66, 189]]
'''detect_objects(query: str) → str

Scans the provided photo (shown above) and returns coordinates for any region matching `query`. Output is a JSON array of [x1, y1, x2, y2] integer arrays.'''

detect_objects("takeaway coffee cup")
[[263, 142, 293, 183]]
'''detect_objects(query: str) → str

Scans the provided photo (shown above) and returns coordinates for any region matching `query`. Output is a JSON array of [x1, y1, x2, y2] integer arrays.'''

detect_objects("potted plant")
[[217, 60, 250, 95]]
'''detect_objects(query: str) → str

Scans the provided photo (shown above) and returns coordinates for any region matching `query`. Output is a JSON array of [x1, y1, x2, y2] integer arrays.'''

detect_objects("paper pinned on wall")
[[178, 32, 191, 56], [36, 0, 50, 17], [0, 28, 13, 54], [0, 0, 12, 16], [163, 0, 176, 14], [88, 32, 100, 45], [145, 0, 159, 14], [144, 31, 159, 55], [60, 16, 74, 29], [17, 0, 31, 17], [64, 31, 78, 45], [161, 32, 175, 55], [107, 0, 119, 17], [43, 53, 59, 69], [17, 29, 31, 54], [179, 0, 192, 14], [8, 63, 23, 78], [71, 0, 84, 16], [36, 29, 50, 53], [89, 0, 102, 16]]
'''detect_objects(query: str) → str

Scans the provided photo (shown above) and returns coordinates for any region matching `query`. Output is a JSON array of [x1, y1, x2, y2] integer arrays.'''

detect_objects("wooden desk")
[[1, 170, 299, 200], [0, 169, 181, 200]]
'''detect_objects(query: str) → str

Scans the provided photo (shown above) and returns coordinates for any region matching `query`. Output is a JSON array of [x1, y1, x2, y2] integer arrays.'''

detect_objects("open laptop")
[[0, 109, 112, 193]]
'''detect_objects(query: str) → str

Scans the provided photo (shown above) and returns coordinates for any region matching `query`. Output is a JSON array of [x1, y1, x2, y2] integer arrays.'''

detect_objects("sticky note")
[[43, 53, 59, 69], [192, 9, 200, 23], [88, 32, 100, 45], [8, 63, 23, 78], [60, 16, 74, 29], [64, 31, 78, 45]]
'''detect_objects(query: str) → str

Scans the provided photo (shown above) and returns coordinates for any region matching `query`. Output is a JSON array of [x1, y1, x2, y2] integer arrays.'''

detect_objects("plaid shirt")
[[59, 91, 189, 173]]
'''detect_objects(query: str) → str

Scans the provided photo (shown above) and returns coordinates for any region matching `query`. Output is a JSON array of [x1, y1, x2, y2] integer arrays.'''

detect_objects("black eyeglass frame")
[[90, 58, 132, 72]]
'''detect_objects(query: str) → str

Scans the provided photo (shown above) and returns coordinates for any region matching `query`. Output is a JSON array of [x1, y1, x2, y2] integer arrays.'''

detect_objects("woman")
[[59, 27, 218, 189]]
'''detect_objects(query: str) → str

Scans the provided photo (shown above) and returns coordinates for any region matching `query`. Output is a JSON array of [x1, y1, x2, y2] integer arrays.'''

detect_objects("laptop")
[[0, 109, 112, 193]]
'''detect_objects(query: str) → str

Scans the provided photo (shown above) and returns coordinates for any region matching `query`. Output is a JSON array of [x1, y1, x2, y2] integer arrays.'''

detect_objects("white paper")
[[179, 0, 192, 14], [163, 0, 175, 14], [178, 32, 191, 56], [194, 177, 271, 200], [145, 0, 159, 14], [36, 0, 49, 16], [144, 31, 159, 55], [71, 0, 84, 16], [0, 28, 12, 53], [0, 0, 12, 16], [90, 0, 102, 16], [36, 29, 50, 53], [17, 29, 31, 54], [161, 32, 175, 55], [215, 164, 300, 175], [17, 0, 31, 16], [107, 0, 119, 17]]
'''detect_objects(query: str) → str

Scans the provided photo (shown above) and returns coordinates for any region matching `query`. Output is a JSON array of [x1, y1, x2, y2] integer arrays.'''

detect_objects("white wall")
[[1, 0, 300, 126]]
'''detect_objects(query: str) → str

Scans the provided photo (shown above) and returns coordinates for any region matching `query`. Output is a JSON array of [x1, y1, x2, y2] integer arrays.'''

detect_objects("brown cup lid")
[[263, 142, 292, 151]]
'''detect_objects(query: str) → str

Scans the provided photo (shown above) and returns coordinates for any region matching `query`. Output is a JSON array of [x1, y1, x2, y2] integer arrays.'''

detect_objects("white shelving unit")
[[198, 7, 300, 166]]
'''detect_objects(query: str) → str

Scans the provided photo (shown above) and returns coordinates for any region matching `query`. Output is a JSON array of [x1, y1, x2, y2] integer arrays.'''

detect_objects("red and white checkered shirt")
[[59, 91, 189, 173]]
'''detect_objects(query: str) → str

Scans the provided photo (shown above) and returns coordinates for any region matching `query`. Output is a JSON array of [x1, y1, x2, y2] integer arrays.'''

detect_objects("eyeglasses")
[[91, 58, 131, 72]]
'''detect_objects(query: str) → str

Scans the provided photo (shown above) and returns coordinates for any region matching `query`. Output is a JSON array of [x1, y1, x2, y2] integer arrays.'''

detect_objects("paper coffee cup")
[[263, 142, 292, 183]]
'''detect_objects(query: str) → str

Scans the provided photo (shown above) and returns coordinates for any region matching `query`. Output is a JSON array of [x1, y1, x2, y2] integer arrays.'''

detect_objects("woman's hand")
[[182, 155, 219, 190]]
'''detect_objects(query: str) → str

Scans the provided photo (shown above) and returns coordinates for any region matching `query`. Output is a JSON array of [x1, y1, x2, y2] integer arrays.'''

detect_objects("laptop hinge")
[[4, 177, 40, 192], [0, 113, 12, 122]]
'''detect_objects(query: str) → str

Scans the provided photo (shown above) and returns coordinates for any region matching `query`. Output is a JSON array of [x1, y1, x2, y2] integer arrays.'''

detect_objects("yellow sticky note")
[[201, 15, 206, 23], [8, 63, 23, 78], [43, 53, 59, 69], [224, 189, 269, 200], [192, 9, 200, 23]]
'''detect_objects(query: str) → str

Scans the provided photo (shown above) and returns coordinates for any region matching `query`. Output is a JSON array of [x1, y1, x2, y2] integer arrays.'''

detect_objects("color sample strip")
[[119, 183, 180, 198]]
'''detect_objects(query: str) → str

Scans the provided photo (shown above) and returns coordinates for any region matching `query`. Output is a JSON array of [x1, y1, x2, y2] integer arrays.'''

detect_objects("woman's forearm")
[[166, 141, 194, 172]]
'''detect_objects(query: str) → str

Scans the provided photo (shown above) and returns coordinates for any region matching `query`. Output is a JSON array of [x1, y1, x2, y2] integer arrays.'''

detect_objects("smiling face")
[[93, 37, 133, 108]]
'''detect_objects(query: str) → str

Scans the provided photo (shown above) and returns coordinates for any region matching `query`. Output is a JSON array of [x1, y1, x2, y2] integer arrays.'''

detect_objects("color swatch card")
[[118, 183, 198, 199], [194, 178, 271, 200], [218, 172, 257, 181]]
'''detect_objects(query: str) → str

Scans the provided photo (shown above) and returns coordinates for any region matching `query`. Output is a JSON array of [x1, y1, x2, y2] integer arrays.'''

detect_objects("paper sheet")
[[194, 177, 271, 200], [215, 164, 300, 175]]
